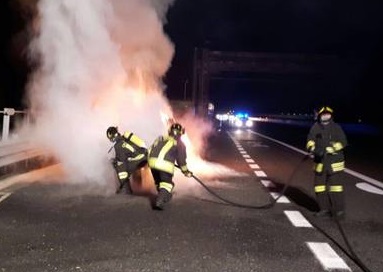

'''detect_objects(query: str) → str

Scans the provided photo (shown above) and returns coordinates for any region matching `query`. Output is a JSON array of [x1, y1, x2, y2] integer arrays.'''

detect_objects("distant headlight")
[[235, 120, 243, 127], [245, 120, 253, 127]]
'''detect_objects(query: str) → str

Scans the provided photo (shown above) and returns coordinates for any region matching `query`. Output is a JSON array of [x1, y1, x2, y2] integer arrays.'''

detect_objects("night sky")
[[1, 0, 383, 125]]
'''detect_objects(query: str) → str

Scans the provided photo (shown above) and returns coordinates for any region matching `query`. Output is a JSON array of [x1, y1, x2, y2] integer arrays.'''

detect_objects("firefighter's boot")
[[153, 189, 172, 210], [116, 181, 125, 194], [116, 179, 132, 195]]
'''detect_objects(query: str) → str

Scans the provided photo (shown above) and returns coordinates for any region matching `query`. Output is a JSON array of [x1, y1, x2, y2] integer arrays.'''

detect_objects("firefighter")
[[106, 126, 148, 194], [306, 106, 348, 218], [148, 123, 193, 210]]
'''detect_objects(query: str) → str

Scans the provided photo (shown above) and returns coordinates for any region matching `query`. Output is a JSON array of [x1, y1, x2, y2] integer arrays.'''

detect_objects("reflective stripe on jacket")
[[148, 135, 188, 175], [114, 134, 147, 164], [306, 120, 347, 174]]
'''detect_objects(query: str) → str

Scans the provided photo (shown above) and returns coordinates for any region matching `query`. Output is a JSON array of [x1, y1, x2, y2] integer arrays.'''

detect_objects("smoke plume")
[[18, 0, 244, 193], [24, 0, 175, 185]]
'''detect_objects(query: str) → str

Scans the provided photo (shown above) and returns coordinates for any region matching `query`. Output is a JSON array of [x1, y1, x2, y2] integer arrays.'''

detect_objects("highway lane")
[[251, 120, 383, 182], [221, 126, 383, 272], [0, 124, 382, 272]]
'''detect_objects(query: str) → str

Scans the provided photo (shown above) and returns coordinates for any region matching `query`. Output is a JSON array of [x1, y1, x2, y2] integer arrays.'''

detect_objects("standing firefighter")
[[306, 106, 348, 218], [148, 123, 193, 210], [106, 126, 148, 194]]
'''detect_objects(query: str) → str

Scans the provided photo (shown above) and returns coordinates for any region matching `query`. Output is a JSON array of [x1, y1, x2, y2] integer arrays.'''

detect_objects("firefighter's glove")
[[182, 170, 193, 178], [313, 149, 325, 163], [326, 146, 335, 154]]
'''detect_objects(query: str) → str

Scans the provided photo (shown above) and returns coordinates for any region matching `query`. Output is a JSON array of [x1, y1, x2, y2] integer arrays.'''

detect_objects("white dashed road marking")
[[254, 170, 267, 177], [260, 179, 274, 188], [0, 192, 12, 204], [284, 210, 312, 228], [230, 131, 351, 271], [307, 242, 351, 271], [270, 192, 290, 203]]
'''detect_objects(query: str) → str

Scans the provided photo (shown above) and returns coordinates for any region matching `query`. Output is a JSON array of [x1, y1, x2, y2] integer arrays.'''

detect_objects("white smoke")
[[25, 0, 176, 184], [20, 0, 244, 193]]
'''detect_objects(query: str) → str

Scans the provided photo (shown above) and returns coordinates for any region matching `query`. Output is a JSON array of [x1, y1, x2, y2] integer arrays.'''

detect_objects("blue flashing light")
[[235, 112, 249, 119]]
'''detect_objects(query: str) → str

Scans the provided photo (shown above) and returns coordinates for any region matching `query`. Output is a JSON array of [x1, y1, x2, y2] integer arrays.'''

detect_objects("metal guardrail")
[[0, 108, 56, 179], [0, 140, 55, 179], [0, 140, 44, 167], [1, 107, 28, 141], [0, 111, 56, 181]]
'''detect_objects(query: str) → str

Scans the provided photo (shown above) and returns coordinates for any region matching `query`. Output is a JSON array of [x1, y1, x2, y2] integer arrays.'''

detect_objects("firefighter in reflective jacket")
[[148, 123, 193, 210], [306, 106, 347, 218], [106, 126, 148, 194]]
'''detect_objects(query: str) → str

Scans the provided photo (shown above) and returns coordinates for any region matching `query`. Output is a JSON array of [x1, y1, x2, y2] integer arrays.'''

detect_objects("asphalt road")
[[0, 124, 382, 272]]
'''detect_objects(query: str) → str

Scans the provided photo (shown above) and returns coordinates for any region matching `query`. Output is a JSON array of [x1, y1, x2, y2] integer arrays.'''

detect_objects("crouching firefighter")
[[306, 106, 348, 218], [106, 126, 148, 194], [148, 123, 193, 210]]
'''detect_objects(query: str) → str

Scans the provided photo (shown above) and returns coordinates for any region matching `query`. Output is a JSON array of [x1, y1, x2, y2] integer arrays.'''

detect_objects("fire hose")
[[177, 153, 310, 209], [177, 154, 375, 272], [310, 144, 374, 272]]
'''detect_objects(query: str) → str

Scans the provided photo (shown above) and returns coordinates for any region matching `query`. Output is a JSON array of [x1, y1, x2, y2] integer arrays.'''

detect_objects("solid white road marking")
[[355, 182, 383, 195], [307, 242, 351, 271], [0, 192, 12, 204], [345, 169, 383, 190], [284, 210, 312, 228], [249, 130, 383, 192], [249, 164, 260, 169], [254, 170, 267, 177], [270, 192, 290, 203]]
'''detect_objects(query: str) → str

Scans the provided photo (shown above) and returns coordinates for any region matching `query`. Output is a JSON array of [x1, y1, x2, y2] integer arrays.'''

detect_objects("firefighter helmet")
[[106, 126, 120, 142], [318, 106, 333, 115], [168, 123, 185, 138], [317, 106, 333, 124]]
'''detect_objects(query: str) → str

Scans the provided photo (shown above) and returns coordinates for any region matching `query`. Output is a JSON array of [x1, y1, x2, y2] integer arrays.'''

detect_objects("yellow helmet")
[[317, 106, 333, 124], [318, 106, 333, 115]]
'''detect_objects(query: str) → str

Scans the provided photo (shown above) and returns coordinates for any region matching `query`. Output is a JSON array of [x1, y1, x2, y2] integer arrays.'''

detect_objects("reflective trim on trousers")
[[315, 185, 326, 193], [118, 171, 128, 179], [159, 182, 173, 193], [330, 185, 343, 192]]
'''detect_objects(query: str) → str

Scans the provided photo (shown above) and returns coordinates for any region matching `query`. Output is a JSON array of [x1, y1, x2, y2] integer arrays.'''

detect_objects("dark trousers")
[[150, 169, 174, 206], [115, 158, 147, 193], [314, 170, 344, 213]]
